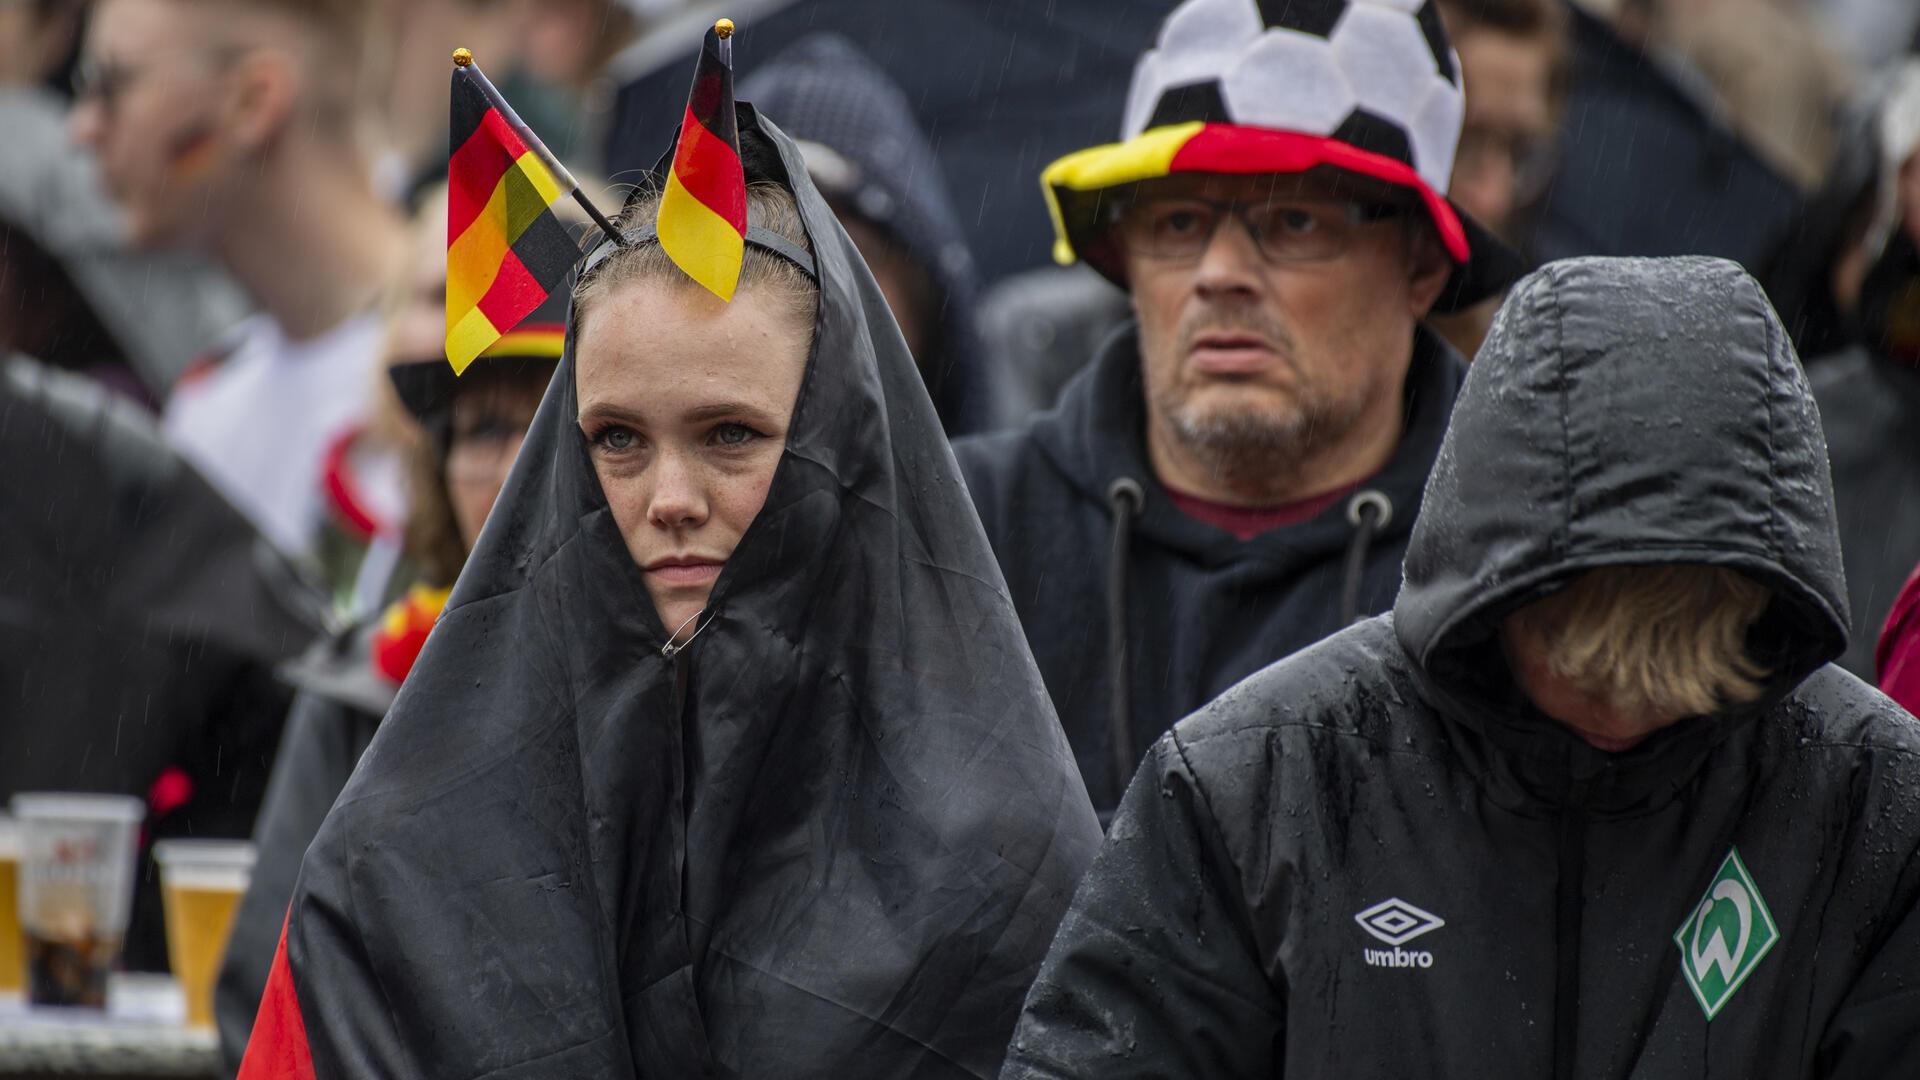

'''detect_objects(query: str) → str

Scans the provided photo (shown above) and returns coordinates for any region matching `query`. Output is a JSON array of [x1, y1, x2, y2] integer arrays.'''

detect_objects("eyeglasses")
[[1115, 196, 1408, 265], [71, 47, 242, 117]]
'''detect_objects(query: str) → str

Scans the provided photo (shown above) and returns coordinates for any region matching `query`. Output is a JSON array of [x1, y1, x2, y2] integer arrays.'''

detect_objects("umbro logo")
[[1356, 898, 1445, 970]]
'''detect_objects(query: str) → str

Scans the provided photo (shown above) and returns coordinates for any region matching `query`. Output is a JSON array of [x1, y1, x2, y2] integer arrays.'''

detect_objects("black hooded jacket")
[[1003, 257, 1920, 1078], [255, 111, 1100, 1079], [954, 325, 1465, 815]]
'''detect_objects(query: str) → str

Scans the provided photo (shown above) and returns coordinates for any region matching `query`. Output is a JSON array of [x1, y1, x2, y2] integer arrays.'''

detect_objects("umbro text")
[[1362, 946, 1434, 969]]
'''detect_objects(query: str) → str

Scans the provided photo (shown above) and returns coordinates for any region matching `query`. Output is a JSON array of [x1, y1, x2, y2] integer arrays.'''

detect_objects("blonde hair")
[[572, 180, 817, 332], [1507, 565, 1773, 718]]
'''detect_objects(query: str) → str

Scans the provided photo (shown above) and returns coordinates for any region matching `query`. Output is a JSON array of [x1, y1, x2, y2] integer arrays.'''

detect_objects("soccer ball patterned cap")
[[1043, 0, 1524, 311]]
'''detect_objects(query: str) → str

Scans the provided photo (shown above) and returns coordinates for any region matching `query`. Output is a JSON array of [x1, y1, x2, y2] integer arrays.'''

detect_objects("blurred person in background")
[[1534, 0, 1852, 273], [1804, 61, 1920, 681], [214, 205, 561, 1066], [0, 0, 243, 401], [499, 0, 642, 168], [1428, 0, 1567, 359], [1880, 562, 1920, 715], [1, 352, 326, 972], [365, 0, 521, 201], [739, 34, 993, 435], [0, 0, 83, 92], [955, 0, 1522, 819], [70, 0, 409, 587]]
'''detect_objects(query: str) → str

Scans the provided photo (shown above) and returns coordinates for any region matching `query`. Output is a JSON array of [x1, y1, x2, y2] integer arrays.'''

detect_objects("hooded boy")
[[236, 97, 1100, 1077], [1003, 257, 1920, 1077]]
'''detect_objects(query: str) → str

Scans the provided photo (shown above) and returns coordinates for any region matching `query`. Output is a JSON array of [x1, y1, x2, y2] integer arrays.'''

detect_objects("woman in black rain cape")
[[239, 110, 1101, 1079]]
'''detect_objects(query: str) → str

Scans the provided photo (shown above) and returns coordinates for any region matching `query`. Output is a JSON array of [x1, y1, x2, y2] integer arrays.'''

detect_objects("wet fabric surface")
[[1004, 257, 1920, 1078], [273, 110, 1099, 1079]]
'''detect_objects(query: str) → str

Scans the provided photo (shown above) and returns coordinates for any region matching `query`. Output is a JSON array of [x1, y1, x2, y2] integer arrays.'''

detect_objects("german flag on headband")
[[657, 20, 747, 302], [445, 50, 582, 374]]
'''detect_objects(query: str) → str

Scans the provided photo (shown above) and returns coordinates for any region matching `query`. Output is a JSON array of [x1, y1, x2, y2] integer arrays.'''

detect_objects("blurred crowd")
[[6, 0, 1920, 1067]]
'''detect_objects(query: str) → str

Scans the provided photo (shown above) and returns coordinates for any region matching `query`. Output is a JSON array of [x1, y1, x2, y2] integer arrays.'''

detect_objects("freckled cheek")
[[593, 460, 655, 543], [712, 448, 785, 540]]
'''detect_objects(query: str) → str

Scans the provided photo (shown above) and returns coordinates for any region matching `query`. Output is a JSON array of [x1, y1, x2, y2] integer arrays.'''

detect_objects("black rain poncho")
[[244, 110, 1100, 1079], [1003, 256, 1920, 1078]]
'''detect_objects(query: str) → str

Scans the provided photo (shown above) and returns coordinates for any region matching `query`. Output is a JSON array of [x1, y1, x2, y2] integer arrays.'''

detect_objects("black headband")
[[581, 223, 818, 283]]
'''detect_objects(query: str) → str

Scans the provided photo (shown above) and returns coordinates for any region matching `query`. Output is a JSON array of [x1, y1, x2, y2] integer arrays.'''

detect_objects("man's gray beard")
[[1159, 391, 1366, 488]]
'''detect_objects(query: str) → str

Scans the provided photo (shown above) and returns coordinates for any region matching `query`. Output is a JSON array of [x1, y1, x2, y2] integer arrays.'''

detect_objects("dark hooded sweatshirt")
[[1003, 256, 1920, 1079], [954, 325, 1465, 815], [241, 111, 1101, 1080]]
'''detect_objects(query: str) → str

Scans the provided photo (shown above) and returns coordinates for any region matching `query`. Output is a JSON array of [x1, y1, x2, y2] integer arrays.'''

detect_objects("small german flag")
[[445, 50, 582, 374], [657, 19, 747, 302]]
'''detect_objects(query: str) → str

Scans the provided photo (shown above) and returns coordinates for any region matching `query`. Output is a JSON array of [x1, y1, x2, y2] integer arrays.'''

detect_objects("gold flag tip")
[[714, 18, 735, 38], [452, 48, 473, 67]]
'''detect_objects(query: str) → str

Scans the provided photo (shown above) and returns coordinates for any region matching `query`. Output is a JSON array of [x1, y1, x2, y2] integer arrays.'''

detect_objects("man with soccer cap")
[[955, 0, 1523, 819], [1004, 253, 1920, 1076]]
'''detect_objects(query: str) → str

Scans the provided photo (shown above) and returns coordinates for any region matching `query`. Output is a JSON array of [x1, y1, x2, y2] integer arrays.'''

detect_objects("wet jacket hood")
[[1395, 256, 1849, 786], [265, 107, 1098, 1079]]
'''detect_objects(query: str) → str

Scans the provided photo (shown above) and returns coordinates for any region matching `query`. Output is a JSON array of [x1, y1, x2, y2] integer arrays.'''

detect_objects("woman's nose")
[[646, 453, 709, 530]]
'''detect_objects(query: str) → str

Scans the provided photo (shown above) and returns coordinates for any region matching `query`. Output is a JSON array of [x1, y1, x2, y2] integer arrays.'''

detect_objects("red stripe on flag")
[[236, 912, 316, 1080], [474, 248, 548, 336], [448, 109, 535, 245], [669, 105, 746, 235]]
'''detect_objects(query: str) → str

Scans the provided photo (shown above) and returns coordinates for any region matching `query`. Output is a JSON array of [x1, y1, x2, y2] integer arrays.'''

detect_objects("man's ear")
[[1405, 224, 1453, 318], [226, 48, 300, 151]]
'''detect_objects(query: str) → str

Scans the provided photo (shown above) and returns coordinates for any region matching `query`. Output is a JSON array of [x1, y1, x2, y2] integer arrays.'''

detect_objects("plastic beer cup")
[[0, 815, 22, 1000], [152, 840, 255, 1029], [10, 793, 145, 1009]]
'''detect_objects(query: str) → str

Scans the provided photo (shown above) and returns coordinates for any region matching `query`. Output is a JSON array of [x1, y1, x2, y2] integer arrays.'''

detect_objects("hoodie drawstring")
[[1340, 490, 1394, 626], [1105, 478, 1146, 810]]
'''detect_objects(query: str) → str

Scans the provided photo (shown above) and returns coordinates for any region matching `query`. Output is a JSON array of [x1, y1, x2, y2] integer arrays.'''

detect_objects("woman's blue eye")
[[600, 427, 637, 451], [712, 423, 757, 447]]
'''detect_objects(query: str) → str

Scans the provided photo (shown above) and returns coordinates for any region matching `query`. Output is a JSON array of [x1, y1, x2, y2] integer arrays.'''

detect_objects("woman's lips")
[[645, 560, 724, 587]]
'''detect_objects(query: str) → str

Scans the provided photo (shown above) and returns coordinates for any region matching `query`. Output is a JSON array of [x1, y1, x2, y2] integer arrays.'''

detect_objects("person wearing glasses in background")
[[1428, 0, 1568, 360], [70, 0, 408, 589], [953, 0, 1523, 821]]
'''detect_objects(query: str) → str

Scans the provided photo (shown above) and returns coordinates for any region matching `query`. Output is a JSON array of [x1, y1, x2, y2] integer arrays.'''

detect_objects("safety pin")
[[661, 608, 716, 659]]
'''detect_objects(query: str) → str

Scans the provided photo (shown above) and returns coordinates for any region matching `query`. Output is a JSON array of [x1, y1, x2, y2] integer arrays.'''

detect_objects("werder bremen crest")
[[1674, 847, 1779, 1020]]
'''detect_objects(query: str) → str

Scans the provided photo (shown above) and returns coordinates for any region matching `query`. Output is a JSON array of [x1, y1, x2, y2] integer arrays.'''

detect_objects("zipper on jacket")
[[672, 648, 694, 824], [1553, 809, 1587, 1080]]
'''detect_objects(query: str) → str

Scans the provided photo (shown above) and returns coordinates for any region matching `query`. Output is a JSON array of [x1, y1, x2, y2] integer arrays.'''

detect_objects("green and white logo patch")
[[1673, 847, 1779, 1020]]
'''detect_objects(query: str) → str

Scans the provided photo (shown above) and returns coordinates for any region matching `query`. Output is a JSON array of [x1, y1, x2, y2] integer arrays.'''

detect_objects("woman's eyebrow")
[[576, 400, 645, 426], [684, 401, 776, 423]]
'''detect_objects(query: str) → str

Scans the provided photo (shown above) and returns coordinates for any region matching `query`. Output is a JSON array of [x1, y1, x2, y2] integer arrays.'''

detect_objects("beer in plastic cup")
[[0, 815, 22, 999], [152, 839, 255, 1029], [10, 793, 145, 1009]]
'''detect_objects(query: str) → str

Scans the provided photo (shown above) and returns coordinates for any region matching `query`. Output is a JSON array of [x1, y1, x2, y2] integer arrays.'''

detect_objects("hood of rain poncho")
[[1392, 256, 1849, 805], [265, 107, 1100, 1079]]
